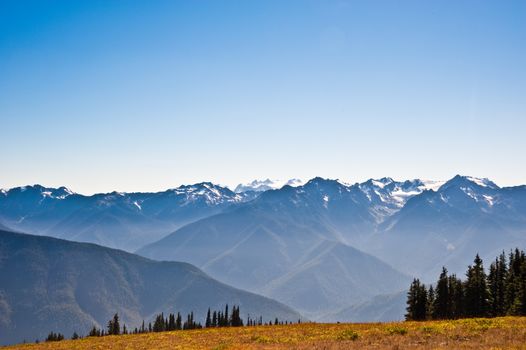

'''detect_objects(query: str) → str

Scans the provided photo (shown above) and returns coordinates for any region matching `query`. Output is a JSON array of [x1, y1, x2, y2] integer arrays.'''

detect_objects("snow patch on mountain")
[[466, 176, 498, 188], [234, 179, 304, 193], [483, 195, 494, 206], [171, 182, 244, 205], [323, 195, 329, 208]]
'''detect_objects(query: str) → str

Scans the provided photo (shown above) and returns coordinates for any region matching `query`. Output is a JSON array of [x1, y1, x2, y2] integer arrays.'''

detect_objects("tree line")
[[46, 304, 299, 342], [406, 248, 526, 321]]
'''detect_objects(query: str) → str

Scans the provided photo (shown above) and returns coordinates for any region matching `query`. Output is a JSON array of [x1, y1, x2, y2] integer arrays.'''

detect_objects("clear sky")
[[1, 0, 525, 194]]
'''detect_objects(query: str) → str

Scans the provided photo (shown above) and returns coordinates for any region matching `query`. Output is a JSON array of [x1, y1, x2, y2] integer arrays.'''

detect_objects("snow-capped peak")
[[420, 180, 446, 192], [439, 175, 499, 191], [10, 185, 75, 199], [171, 182, 243, 205], [358, 178, 445, 210], [234, 179, 304, 193], [372, 177, 394, 188], [465, 176, 498, 189]]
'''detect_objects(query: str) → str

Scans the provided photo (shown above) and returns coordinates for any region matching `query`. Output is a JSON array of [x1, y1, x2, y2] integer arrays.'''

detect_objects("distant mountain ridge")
[[0, 229, 302, 345], [234, 179, 304, 193], [3, 175, 526, 322], [138, 175, 526, 320], [0, 183, 254, 251]]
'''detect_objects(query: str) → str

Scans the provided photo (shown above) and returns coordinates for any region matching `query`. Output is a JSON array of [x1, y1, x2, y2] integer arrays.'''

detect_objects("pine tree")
[[88, 326, 101, 337], [168, 313, 176, 331], [488, 253, 507, 316], [212, 311, 217, 327], [206, 308, 211, 328], [107, 319, 113, 335], [406, 279, 420, 320], [114, 313, 121, 335], [45, 332, 64, 342], [505, 249, 526, 315], [433, 267, 450, 319], [449, 275, 464, 318], [230, 306, 243, 326], [153, 313, 165, 332], [176, 312, 182, 330], [426, 285, 435, 319], [464, 254, 490, 317], [405, 279, 428, 321], [106, 313, 121, 335]]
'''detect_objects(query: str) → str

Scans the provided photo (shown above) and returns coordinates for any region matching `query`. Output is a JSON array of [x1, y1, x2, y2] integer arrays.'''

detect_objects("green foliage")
[[336, 329, 359, 340], [107, 313, 121, 335], [406, 248, 526, 321], [45, 332, 64, 342], [464, 254, 490, 317], [387, 326, 408, 335], [405, 279, 428, 321]]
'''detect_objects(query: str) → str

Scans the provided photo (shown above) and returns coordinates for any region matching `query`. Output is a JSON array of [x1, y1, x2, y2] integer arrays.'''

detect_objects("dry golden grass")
[[5, 317, 526, 349]]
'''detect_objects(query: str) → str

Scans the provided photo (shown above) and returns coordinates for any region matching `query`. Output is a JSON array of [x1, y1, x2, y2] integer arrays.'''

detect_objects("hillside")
[[375, 176, 526, 279], [4, 176, 526, 323], [0, 230, 302, 345], [0, 184, 254, 251], [4, 317, 526, 349], [138, 180, 411, 318]]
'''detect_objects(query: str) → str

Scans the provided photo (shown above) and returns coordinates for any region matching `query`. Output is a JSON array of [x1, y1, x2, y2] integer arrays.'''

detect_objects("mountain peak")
[[234, 179, 303, 193], [441, 175, 499, 191], [364, 177, 394, 189], [305, 177, 340, 187], [5, 184, 75, 199]]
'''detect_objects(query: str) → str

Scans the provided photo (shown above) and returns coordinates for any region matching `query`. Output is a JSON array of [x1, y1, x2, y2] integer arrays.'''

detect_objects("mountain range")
[[0, 183, 254, 251], [138, 175, 526, 319], [0, 229, 301, 345], [234, 179, 304, 193], [1, 175, 525, 324]]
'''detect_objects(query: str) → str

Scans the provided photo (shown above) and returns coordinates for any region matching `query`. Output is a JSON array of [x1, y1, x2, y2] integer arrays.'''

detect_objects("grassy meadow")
[[5, 317, 526, 350]]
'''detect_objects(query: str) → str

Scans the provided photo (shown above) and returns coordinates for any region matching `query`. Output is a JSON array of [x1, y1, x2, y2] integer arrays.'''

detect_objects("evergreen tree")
[[176, 312, 182, 330], [426, 285, 435, 319], [231, 306, 243, 326], [206, 308, 211, 328], [88, 326, 101, 337], [106, 313, 121, 335], [168, 313, 176, 331], [433, 267, 450, 319], [488, 253, 507, 316], [45, 332, 64, 342], [212, 311, 217, 327], [464, 254, 490, 317], [505, 249, 526, 315], [445, 274, 464, 319], [153, 313, 166, 332], [405, 279, 427, 321]]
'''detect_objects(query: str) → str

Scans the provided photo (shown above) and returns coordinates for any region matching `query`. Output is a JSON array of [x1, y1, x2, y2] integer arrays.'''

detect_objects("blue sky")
[[1, 0, 525, 194]]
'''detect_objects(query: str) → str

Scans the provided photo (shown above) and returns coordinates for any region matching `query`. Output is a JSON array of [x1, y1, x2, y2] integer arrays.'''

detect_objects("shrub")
[[387, 326, 408, 335], [337, 329, 359, 341]]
